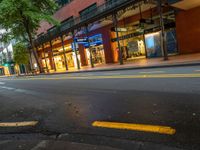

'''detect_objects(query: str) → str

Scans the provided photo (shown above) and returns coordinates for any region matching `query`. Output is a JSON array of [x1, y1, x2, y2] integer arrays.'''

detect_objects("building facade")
[[0, 42, 15, 76], [34, 0, 200, 72]]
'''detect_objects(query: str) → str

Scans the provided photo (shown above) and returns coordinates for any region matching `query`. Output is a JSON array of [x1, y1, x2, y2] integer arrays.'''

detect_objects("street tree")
[[13, 42, 30, 74], [0, 0, 59, 73]]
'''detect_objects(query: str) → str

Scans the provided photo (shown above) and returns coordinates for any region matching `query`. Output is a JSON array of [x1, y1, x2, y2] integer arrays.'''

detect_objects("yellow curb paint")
[[92, 121, 176, 135], [0, 121, 38, 127]]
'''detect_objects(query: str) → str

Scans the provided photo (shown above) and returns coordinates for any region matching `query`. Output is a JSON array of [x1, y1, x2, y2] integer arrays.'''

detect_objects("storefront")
[[110, 7, 178, 62], [145, 31, 162, 58], [120, 35, 146, 60], [111, 22, 177, 61], [85, 34, 106, 65], [42, 52, 51, 72], [51, 44, 81, 71]]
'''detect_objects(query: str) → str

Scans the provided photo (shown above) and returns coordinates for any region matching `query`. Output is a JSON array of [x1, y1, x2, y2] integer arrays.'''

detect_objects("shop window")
[[166, 29, 177, 54], [61, 16, 74, 31], [145, 32, 162, 58], [85, 34, 105, 65], [106, 0, 118, 5]]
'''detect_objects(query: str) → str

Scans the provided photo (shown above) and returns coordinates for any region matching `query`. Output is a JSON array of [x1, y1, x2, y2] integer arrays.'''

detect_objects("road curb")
[[38, 62, 200, 76]]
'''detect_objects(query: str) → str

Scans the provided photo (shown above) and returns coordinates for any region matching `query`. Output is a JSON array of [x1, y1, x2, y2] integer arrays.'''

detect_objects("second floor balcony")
[[35, 0, 137, 45]]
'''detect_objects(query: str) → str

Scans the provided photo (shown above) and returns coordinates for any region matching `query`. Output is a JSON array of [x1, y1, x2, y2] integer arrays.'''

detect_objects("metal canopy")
[[34, 0, 145, 46]]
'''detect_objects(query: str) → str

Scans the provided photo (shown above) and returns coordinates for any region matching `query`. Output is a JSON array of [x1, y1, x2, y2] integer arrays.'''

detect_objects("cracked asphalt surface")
[[0, 66, 200, 150]]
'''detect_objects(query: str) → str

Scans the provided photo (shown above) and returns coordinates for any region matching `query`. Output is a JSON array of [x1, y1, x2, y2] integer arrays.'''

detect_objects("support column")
[[139, 3, 148, 59], [113, 13, 123, 65], [42, 44, 49, 73], [158, 0, 168, 60], [49, 40, 57, 71], [72, 31, 80, 70], [60, 35, 68, 71]]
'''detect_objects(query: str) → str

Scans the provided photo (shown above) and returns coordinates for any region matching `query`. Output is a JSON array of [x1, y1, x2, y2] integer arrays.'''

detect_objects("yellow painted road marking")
[[92, 121, 176, 135], [2, 73, 200, 80], [0, 121, 38, 127]]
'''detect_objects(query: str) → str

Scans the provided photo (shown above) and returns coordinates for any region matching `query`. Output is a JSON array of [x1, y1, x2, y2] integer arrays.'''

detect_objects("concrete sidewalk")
[[44, 53, 200, 75], [1, 53, 200, 77]]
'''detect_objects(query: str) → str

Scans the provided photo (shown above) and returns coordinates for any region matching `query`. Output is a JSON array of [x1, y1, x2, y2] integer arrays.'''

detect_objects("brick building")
[[34, 0, 200, 72]]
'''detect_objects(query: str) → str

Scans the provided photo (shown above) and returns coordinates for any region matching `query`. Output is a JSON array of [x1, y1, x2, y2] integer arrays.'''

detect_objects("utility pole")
[[158, 0, 168, 60]]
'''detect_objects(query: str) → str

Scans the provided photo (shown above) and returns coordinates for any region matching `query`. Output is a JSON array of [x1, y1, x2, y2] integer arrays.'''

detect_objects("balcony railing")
[[35, 0, 136, 45], [167, 0, 181, 4]]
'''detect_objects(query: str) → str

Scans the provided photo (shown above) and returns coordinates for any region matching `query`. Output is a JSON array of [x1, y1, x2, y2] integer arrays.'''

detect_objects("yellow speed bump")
[[0, 121, 38, 127], [92, 121, 176, 135]]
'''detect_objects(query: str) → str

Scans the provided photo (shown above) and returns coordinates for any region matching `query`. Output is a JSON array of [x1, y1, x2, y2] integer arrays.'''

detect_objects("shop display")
[[145, 32, 162, 58], [54, 55, 65, 70], [119, 36, 146, 60], [85, 34, 106, 65]]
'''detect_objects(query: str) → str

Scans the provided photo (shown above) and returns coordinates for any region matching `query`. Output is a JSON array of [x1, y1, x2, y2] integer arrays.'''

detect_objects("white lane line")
[[31, 141, 48, 150], [0, 121, 38, 127], [0, 82, 5, 85], [0, 86, 15, 90], [139, 71, 165, 74], [104, 72, 122, 75]]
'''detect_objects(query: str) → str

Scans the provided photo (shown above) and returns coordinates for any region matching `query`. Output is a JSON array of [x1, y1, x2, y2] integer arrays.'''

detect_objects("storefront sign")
[[88, 34, 103, 46], [111, 27, 127, 32], [75, 37, 88, 43], [71, 43, 79, 51], [82, 34, 103, 47]]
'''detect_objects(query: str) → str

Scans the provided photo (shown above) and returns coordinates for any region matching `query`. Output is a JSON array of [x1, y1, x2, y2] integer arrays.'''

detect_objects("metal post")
[[60, 35, 68, 71], [158, 0, 168, 60], [113, 13, 123, 65], [72, 31, 81, 70], [85, 25, 94, 68], [42, 44, 49, 73], [139, 3, 148, 58], [49, 40, 57, 71]]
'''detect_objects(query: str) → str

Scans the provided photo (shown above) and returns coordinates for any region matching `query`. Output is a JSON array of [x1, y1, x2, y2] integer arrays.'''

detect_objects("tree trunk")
[[24, 23, 43, 73], [28, 32, 43, 73]]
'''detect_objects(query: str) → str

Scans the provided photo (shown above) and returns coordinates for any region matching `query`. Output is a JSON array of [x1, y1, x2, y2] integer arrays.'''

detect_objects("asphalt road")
[[0, 66, 200, 150]]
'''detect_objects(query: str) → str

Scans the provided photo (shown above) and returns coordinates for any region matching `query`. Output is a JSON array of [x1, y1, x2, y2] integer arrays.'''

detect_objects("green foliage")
[[0, 0, 59, 72], [0, 0, 59, 42], [13, 42, 29, 65]]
